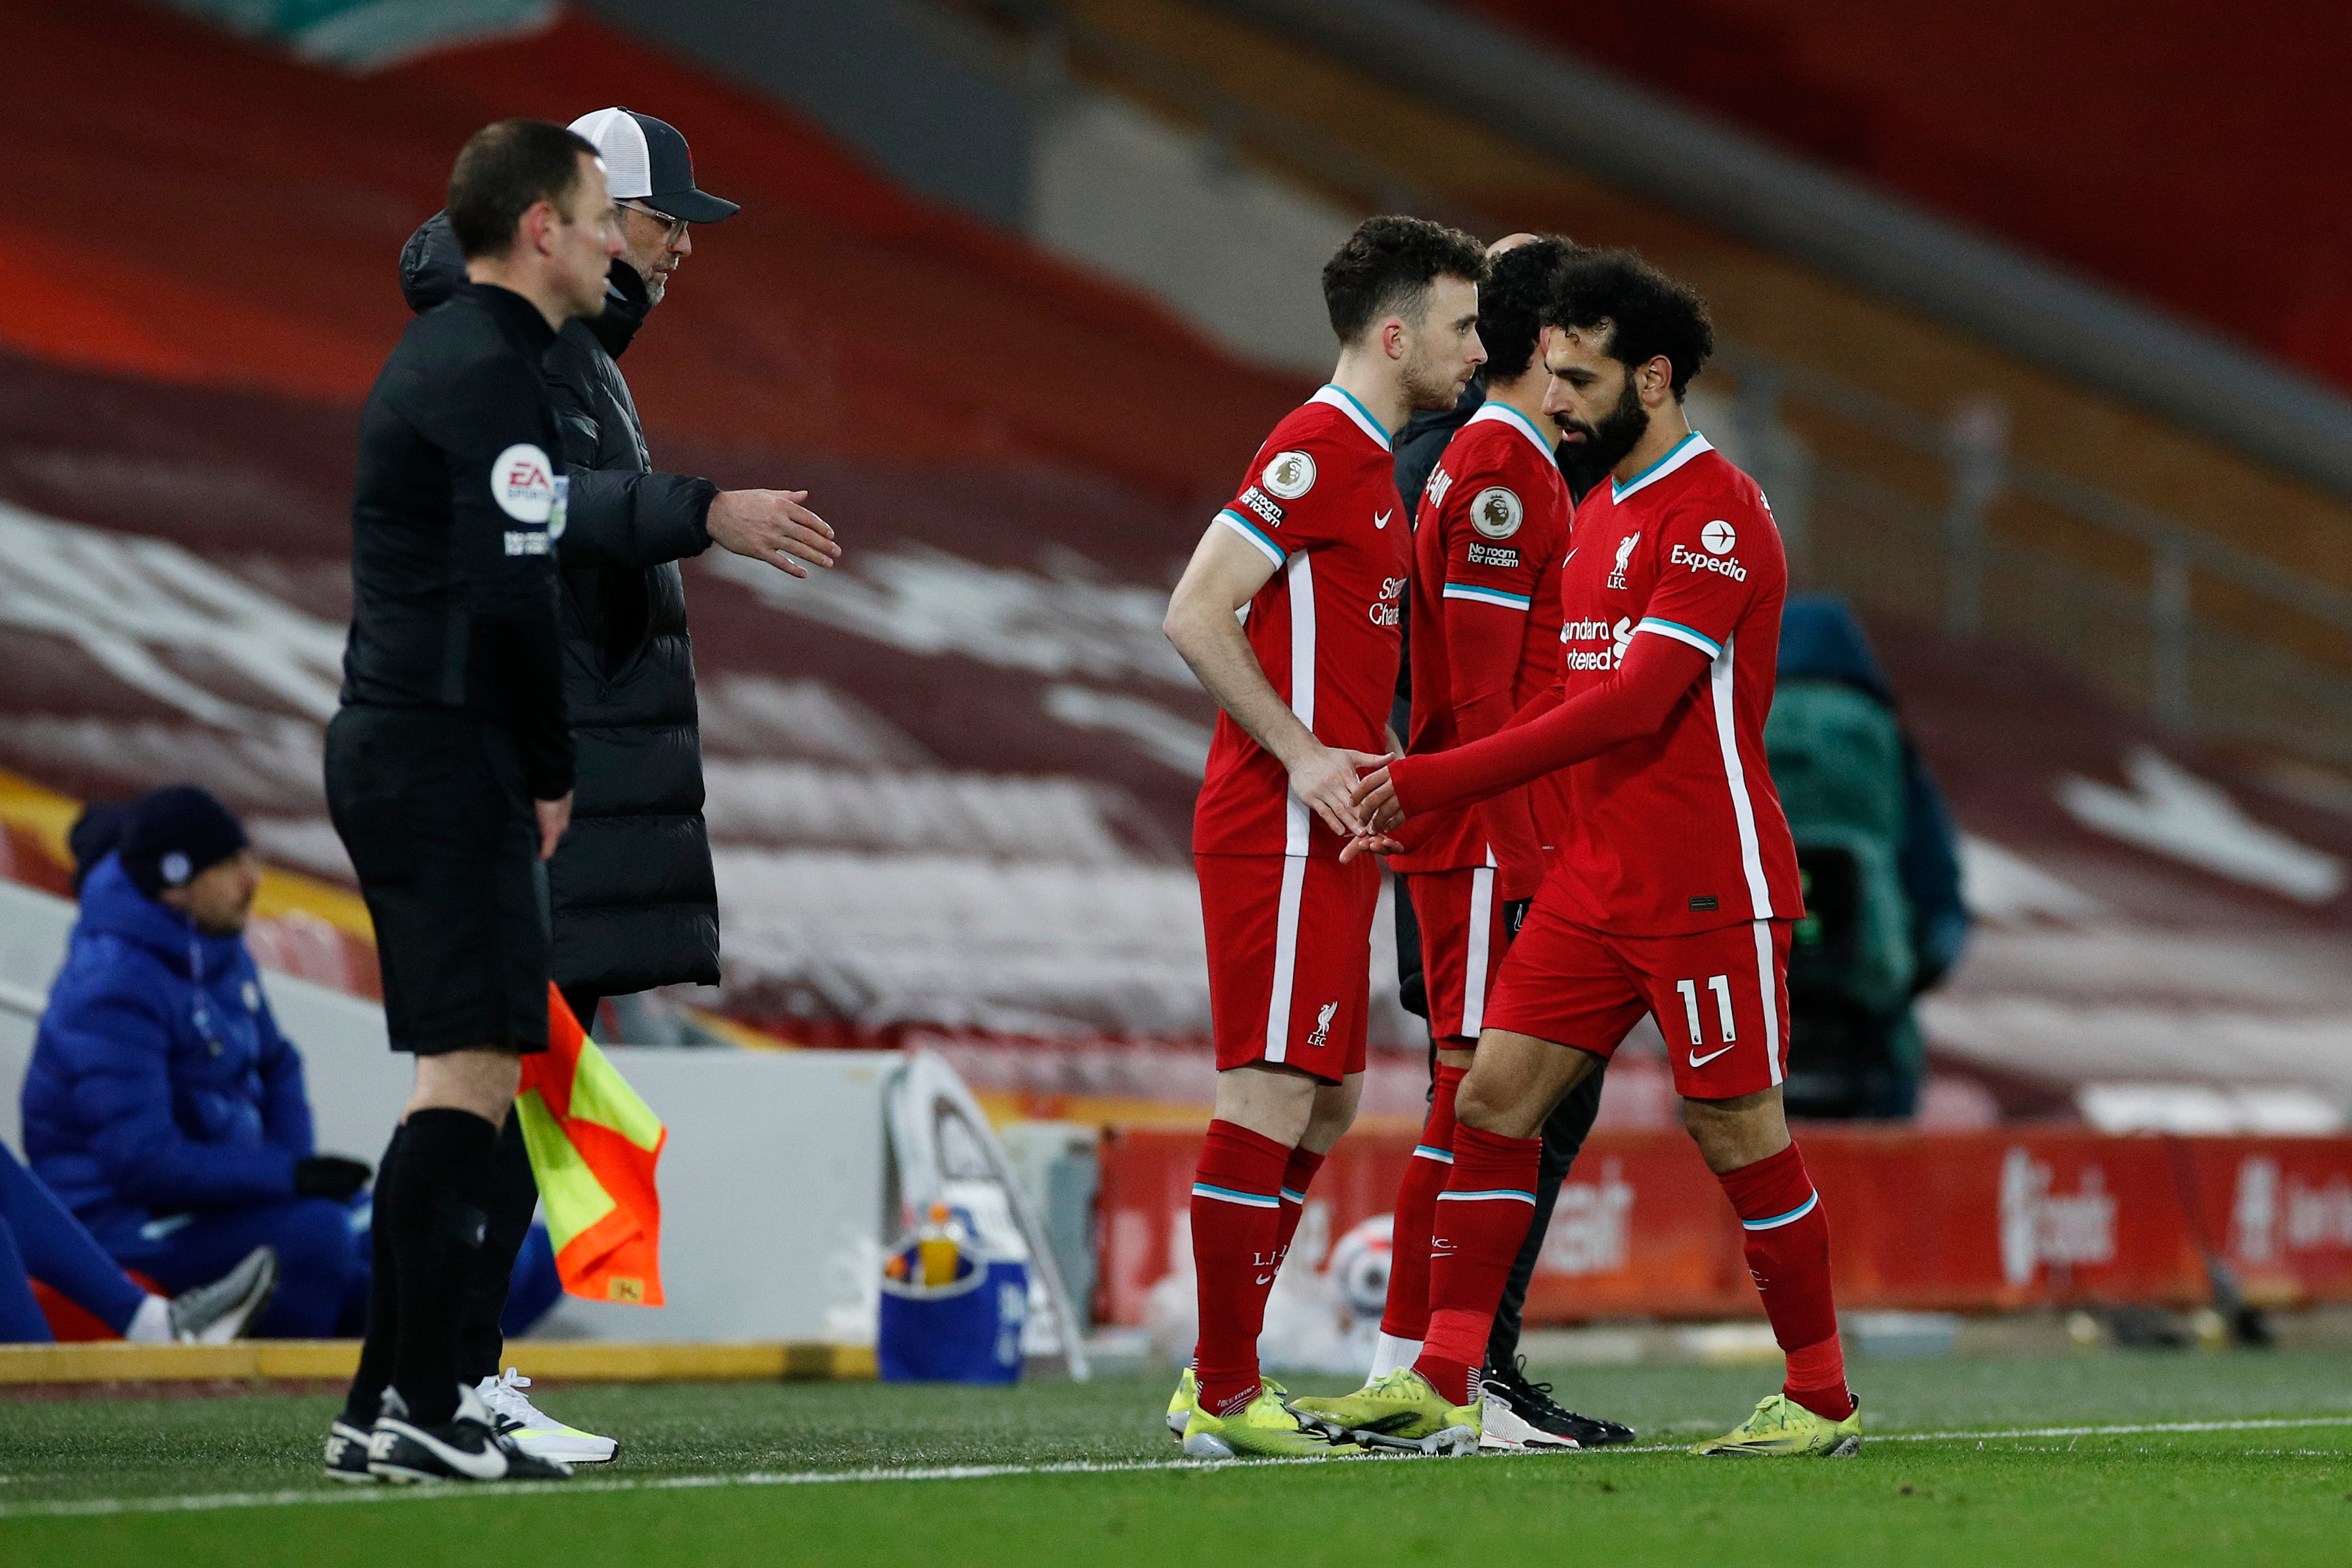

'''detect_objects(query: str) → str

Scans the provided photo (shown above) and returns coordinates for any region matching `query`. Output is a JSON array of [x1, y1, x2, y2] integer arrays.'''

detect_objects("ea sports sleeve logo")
[[1470, 486, 1523, 540], [1700, 519, 1737, 554], [492, 443, 557, 523], [1261, 450, 1316, 499]]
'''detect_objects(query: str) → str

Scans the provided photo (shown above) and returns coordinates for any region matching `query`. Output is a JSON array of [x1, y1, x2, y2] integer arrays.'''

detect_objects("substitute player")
[[1161, 215, 1488, 1459], [1384, 236, 1630, 1450], [1371, 238, 1582, 1420], [1300, 250, 1861, 1459]]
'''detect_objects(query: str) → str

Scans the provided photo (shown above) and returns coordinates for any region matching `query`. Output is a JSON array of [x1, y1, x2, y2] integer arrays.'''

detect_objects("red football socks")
[[1380, 1063, 1466, 1342], [1412, 1122, 1540, 1408], [1190, 1120, 1293, 1417], [1717, 1141, 1852, 1421], [1274, 1144, 1325, 1266]]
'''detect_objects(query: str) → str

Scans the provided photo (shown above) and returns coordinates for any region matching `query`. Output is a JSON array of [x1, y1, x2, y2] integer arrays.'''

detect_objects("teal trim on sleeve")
[[1442, 582, 1533, 610], [1215, 508, 1286, 566], [1635, 615, 1723, 657]]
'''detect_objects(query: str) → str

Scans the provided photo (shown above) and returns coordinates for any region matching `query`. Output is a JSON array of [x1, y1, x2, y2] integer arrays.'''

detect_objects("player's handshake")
[[1286, 744, 1396, 841], [1338, 764, 1409, 863]]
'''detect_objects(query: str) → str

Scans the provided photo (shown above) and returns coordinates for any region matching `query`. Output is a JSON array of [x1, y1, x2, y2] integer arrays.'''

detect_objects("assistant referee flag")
[[515, 986, 667, 1305]]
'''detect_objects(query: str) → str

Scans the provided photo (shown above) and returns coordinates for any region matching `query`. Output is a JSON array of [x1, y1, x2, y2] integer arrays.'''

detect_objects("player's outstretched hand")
[[1288, 746, 1391, 840], [707, 488, 842, 578]]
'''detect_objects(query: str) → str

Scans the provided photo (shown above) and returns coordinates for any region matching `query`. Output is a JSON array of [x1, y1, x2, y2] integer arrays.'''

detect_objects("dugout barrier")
[[1095, 1127, 2352, 1325]]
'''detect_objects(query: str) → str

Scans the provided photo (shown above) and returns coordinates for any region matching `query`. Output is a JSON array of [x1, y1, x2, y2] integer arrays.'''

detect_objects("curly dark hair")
[[1542, 248, 1715, 398], [1322, 215, 1487, 344], [1476, 236, 1579, 383]]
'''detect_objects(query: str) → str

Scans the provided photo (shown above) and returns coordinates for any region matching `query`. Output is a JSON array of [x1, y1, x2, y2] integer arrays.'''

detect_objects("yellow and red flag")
[[515, 984, 666, 1305]]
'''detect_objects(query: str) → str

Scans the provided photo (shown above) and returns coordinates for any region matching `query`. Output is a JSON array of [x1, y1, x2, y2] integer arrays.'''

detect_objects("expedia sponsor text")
[[1670, 543, 1747, 582]]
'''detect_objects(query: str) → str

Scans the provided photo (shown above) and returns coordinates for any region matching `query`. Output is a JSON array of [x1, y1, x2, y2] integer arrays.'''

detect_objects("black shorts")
[[325, 705, 551, 1056]]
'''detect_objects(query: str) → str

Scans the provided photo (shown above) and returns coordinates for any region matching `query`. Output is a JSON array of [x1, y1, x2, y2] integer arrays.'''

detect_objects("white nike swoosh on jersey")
[[1374, 511, 1392, 529], [1688, 1044, 1736, 1068], [1254, 1274, 1275, 1286]]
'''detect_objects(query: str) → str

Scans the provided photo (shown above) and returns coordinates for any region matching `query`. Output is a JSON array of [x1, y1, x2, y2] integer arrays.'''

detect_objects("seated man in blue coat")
[[23, 787, 557, 1340]]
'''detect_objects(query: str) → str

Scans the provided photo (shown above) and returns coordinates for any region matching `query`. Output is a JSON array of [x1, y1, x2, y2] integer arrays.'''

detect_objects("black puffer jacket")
[[400, 215, 722, 996]]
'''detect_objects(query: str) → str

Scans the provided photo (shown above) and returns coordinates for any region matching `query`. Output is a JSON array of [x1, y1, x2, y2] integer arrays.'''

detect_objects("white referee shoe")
[[475, 1367, 618, 1464]]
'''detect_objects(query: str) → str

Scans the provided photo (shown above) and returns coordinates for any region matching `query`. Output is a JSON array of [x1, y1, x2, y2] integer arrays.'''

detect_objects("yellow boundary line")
[[0, 767, 374, 940], [0, 1341, 876, 1385]]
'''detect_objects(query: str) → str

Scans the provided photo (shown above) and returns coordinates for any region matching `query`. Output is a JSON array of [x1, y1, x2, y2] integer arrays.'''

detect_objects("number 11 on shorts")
[[1675, 974, 1737, 1045]]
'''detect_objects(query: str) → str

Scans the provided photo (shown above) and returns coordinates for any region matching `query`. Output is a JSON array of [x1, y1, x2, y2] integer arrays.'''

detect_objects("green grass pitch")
[[3, 1351, 2350, 1565]]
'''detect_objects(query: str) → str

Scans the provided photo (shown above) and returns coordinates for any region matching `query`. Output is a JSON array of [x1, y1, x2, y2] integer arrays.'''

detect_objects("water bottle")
[[917, 1201, 962, 1287]]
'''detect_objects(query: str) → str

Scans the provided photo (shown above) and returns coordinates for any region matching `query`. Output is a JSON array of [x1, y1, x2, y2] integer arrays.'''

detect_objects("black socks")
[[362, 1107, 500, 1428], [457, 1115, 541, 1385]]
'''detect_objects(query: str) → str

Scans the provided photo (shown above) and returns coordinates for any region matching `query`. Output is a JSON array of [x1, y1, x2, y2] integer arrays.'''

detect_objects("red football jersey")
[[1194, 386, 1411, 858], [1544, 431, 1803, 934], [1390, 401, 1569, 887]]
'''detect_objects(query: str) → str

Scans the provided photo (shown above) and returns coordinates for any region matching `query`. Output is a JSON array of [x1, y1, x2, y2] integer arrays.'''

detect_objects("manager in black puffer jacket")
[[398, 112, 838, 1007], [394, 109, 839, 1437]]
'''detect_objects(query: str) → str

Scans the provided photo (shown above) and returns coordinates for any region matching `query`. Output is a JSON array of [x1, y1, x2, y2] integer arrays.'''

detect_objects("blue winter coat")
[[20, 854, 313, 1246]]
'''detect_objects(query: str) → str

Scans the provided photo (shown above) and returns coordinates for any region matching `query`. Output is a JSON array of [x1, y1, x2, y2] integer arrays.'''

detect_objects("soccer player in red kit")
[[1161, 216, 1489, 1459], [1366, 238, 1575, 1399], [1302, 250, 1862, 1459]]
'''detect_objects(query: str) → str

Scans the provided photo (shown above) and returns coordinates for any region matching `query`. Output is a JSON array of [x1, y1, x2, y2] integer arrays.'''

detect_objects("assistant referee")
[[318, 120, 622, 1486]]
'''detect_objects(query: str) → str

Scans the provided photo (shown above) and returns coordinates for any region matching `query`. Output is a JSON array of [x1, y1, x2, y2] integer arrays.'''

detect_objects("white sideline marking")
[[5, 1416, 2350, 1520], [0, 1458, 1336, 1519], [1875, 1416, 2352, 1444]]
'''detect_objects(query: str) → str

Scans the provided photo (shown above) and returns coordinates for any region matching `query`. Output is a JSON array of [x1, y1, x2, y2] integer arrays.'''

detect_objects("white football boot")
[[476, 1367, 619, 1464]]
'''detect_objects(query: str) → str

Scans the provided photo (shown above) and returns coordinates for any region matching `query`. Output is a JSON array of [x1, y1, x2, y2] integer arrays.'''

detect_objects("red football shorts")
[[1196, 852, 1380, 1081], [1483, 897, 1793, 1100], [1403, 865, 1514, 1045]]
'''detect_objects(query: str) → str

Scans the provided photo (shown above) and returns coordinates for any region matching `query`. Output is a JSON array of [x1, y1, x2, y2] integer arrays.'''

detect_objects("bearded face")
[[1581, 375, 1651, 470], [1400, 336, 1467, 412], [1554, 370, 1649, 471], [1397, 274, 1487, 414]]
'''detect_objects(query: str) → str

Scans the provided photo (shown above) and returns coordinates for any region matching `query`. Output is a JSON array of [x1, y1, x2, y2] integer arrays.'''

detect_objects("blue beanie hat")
[[67, 798, 137, 895], [118, 785, 248, 900]]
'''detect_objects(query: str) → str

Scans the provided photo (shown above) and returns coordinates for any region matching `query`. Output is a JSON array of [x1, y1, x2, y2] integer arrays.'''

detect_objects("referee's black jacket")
[[341, 281, 574, 802]]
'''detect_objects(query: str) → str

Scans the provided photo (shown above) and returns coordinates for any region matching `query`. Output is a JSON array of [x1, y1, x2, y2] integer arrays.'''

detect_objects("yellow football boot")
[[1182, 1380, 1361, 1460], [1287, 1366, 1481, 1456], [1165, 1367, 1197, 1439], [1691, 1393, 1863, 1457]]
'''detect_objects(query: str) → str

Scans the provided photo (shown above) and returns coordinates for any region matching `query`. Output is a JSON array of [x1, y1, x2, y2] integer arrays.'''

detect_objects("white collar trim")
[[1311, 385, 1393, 452], [1467, 400, 1556, 465], [1612, 430, 1713, 502]]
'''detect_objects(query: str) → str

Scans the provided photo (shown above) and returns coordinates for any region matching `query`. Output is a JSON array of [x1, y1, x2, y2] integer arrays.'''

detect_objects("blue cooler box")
[[877, 1255, 1030, 1383]]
